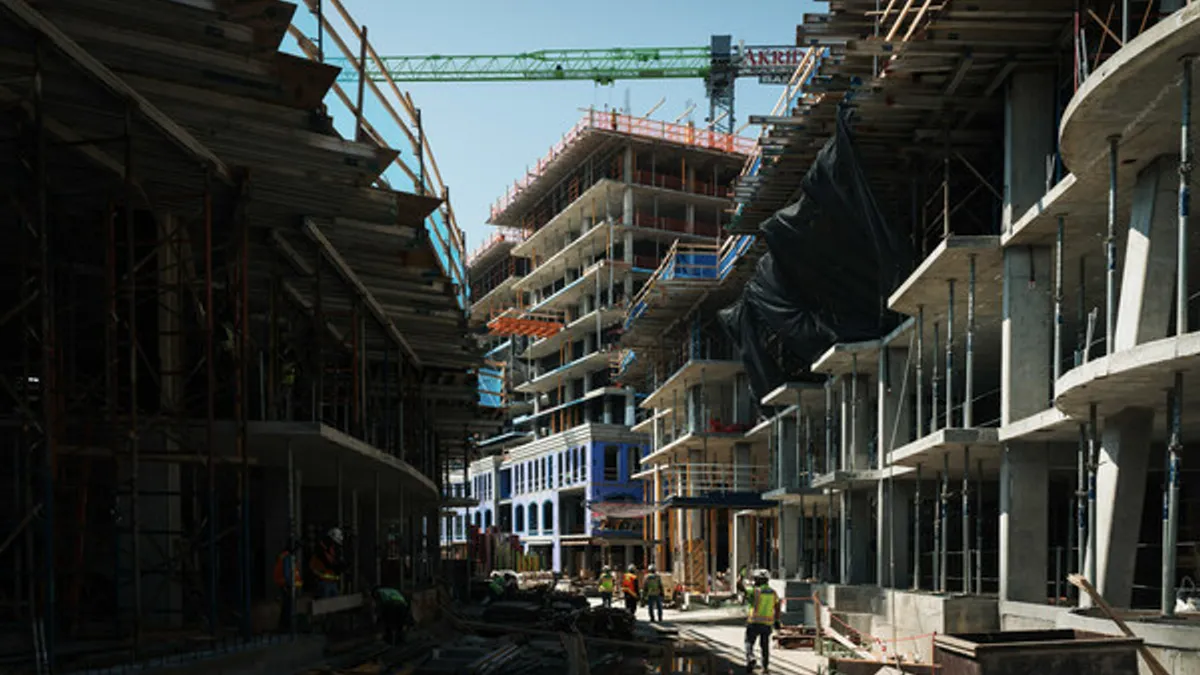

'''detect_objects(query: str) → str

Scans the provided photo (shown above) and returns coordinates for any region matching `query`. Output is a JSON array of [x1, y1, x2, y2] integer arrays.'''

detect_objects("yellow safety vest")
[[598, 573, 614, 592], [644, 574, 663, 597], [747, 587, 778, 625]]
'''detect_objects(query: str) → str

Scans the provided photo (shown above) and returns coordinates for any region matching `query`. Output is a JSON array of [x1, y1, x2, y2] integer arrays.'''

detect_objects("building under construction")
[[0, 0, 483, 670], [648, 0, 1200, 668]]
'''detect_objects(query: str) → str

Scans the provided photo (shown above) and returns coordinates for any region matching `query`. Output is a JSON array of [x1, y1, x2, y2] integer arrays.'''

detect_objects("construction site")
[[4, 0, 1200, 673]]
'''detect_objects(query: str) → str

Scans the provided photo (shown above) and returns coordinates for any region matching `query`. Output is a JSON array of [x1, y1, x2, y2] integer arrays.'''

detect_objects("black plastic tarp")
[[721, 112, 911, 400]]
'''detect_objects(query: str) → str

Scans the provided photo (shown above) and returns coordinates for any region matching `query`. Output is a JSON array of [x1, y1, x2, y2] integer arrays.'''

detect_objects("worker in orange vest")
[[310, 527, 345, 598], [621, 564, 640, 615], [273, 540, 303, 631]]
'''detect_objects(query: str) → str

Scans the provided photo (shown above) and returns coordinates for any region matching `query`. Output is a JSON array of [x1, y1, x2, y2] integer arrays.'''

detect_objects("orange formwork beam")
[[487, 315, 563, 338]]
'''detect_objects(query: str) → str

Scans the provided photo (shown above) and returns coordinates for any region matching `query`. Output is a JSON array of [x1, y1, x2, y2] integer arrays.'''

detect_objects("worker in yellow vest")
[[597, 565, 615, 608], [642, 564, 664, 623], [744, 569, 781, 673]]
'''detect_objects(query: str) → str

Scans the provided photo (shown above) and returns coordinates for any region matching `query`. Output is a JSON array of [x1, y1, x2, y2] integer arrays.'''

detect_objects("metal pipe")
[[965, 258, 976, 427], [947, 280, 955, 428], [976, 458, 983, 595], [932, 322, 941, 431], [917, 305, 925, 437], [203, 173, 218, 635], [1106, 137, 1118, 355], [1076, 424, 1087, 603], [851, 354, 859, 469], [1055, 216, 1065, 382], [1121, 0, 1129, 44], [1078, 256, 1087, 364], [933, 466, 942, 592], [914, 463, 922, 590], [963, 446, 971, 593], [1164, 372, 1183, 616], [940, 453, 949, 593], [337, 457, 344, 593], [1087, 403, 1099, 593], [1179, 58, 1192, 337], [122, 103, 142, 655]]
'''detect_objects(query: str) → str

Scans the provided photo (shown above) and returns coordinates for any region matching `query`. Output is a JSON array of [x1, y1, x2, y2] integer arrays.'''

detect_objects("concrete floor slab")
[[1054, 333, 1200, 428], [888, 236, 1003, 321], [888, 428, 1001, 473]]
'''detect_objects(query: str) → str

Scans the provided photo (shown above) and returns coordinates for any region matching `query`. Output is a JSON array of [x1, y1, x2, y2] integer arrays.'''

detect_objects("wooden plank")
[[1067, 574, 1169, 675]]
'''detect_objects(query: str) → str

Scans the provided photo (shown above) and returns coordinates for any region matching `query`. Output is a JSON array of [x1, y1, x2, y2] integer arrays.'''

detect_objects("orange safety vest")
[[310, 546, 340, 582], [274, 551, 302, 589], [622, 572, 637, 598]]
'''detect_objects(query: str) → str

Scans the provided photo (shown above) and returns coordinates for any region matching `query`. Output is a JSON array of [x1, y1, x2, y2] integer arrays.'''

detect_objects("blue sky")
[[289, 0, 817, 251]]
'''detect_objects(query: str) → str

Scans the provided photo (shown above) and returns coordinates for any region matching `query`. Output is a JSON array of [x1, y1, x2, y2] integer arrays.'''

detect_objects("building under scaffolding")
[[704, 0, 1200, 668], [0, 0, 484, 670]]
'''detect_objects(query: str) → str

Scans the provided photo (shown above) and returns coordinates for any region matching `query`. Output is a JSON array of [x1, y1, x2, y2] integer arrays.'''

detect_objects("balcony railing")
[[659, 463, 769, 498]]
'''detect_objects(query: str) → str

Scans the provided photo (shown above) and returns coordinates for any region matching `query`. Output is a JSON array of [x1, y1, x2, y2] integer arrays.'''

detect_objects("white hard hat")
[[327, 527, 344, 545], [627, 564, 637, 572], [603, 565, 611, 572], [753, 568, 770, 581], [648, 564, 657, 573]]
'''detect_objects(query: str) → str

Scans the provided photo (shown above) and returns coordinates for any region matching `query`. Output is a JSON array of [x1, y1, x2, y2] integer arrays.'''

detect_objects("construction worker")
[[642, 564, 664, 623], [598, 565, 615, 608], [273, 540, 303, 632], [483, 571, 506, 605], [621, 564, 640, 615], [371, 586, 413, 645], [744, 569, 781, 674], [310, 527, 344, 598]]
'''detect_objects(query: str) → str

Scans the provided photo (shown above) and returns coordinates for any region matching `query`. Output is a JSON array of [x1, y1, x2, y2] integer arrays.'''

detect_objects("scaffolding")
[[0, 0, 479, 670]]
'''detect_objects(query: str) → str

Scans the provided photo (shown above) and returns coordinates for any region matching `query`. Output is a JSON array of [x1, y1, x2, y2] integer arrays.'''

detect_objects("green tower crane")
[[328, 36, 805, 135]]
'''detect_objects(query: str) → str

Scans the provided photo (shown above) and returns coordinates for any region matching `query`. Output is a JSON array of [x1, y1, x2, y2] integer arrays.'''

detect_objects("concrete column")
[[778, 418, 798, 489], [842, 374, 871, 470], [1087, 408, 1153, 607], [779, 504, 801, 578], [1003, 69, 1056, 230], [878, 347, 912, 466], [840, 490, 871, 584], [622, 145, 634, 227], [624, 387, 636, 427], [1001, 246, 1053, 424], [999, 442, 1049, 602], [877, 481, 914, 588], [1114, 155, 1181, 350]]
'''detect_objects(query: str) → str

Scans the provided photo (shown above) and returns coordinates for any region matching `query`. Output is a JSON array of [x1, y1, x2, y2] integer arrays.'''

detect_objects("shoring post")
[[374, 473, 381, 586], [940, 453, 949, 593], [1163, 372, 1183, 616], [313, 242, 324, 422], [931, 322, 940, 431], [337, 456, 344, 592], [1055, 216, 1065, 382], [1076, 423, 1087, 603], [1179, 57, 1192, 337], [33, 40, 57, 667], [914, 463, 922, 590], [943, 124, 951, 239], [316, 0, 324, 62], [946, 280, 955, 429], [1078, 256, 1087, 364], [1106, 136, 1119, 355], [123, 103, 142, 656], [962, 447, 970, 593], [417, 108, 426, 195], [975, 458, 982, 594], [1086, 403, 1099, 601], [238, 218, 251, 637], [826, 490, 833, 581], [203, 172, 218, 635], [933, 464, 941, 592], [351, 304, 361, 436], [965, 257, 976, 427], [351, 489, 359, 593], [850, 354, 859, 470], [1122, 0, 1129, 45], [917, 305, 925, 437]]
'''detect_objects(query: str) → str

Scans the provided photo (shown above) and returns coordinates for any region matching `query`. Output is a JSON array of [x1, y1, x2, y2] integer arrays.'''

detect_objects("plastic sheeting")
[[721, 112, 911, 400]]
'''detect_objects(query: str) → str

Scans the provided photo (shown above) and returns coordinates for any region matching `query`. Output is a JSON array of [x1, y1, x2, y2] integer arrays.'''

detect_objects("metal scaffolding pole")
[[916, 306, 925, 438], [122, 103, 143, 656], [962, 446, 970, 593], [287, 441, 296, 637], [931, 322, 940, 431], [965, 258, 976, 427], [1106, 137, 1119, 355], [1179, 58, 1193, 336], [940, 453, 949, 593], [850, 355, 859, 469], [203, 173, 218, 635], [1087, 403, 1099, 597], [1055, 217, 1066, 382], [975, 459, 983, 595], [824, 378, 834, 473], [914, 463, 922, 590], [946, 280, 955, 428], [1163, 372, 1183, 616]]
